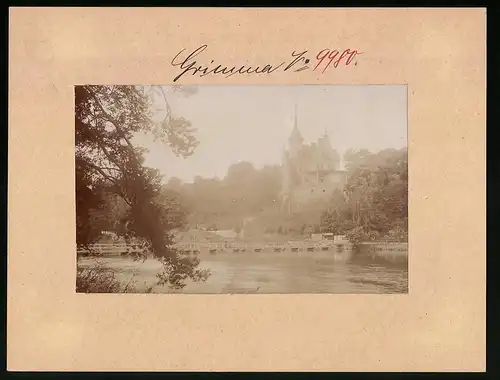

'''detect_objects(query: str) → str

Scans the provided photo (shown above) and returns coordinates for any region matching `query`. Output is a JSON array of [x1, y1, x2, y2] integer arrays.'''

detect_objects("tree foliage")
[[320, 148, 408, 242], [167, 162, 283, 231], [164, 148, 408, 243], [75, 85, 209, 289]]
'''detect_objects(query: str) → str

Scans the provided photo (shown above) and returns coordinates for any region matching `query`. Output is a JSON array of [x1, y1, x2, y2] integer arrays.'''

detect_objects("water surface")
[[78, 250, 408, 294]]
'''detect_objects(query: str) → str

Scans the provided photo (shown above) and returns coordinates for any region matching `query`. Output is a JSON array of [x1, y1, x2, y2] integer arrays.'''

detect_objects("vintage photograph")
[[76, 85, 408, 294]]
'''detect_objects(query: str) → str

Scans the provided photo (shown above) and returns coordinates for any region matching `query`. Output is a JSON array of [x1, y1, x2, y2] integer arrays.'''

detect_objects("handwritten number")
[[314, 48, 362, 73]]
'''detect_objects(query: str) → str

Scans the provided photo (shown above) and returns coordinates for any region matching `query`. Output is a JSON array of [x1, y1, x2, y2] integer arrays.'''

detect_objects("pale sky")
[[133, 85, 407, 183]]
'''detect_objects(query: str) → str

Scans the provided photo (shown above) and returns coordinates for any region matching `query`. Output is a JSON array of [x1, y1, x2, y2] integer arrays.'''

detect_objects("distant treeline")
[[163, 147, 408, 243], [164, 162, 282, 233]]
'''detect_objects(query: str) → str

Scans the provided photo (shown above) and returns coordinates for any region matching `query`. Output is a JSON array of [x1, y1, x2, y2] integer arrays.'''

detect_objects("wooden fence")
[[77, 240, 354, 256]]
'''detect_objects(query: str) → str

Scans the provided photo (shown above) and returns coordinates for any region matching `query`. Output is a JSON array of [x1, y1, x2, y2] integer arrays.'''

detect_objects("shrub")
[[384, 226, 408, 242], [76, 262, 152, 293]]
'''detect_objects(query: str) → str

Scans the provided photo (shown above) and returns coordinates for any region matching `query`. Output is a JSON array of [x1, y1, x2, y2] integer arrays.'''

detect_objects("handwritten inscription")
[[314, 48, 361, 73], [171, 45, 362, 82]]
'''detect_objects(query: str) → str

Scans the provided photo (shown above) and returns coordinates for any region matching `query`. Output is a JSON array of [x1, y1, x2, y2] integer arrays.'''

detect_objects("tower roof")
[[288, 104, 304, 143], [317, 128, 332, 150], [289, 125, 303, 142]]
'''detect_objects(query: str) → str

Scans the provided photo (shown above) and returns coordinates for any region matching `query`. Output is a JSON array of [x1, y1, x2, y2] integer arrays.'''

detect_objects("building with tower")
[[280, 106, 348, 214]]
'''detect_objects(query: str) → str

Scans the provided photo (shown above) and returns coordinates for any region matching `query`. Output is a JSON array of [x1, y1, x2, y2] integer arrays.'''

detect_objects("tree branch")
[[158, 86, 173, 124], [86, 87, 137, 152], [82, 160, 133, 208]]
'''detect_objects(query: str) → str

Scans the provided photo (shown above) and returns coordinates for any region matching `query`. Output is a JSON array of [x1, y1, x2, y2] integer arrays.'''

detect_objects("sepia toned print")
[[76, 84, 408, 294]]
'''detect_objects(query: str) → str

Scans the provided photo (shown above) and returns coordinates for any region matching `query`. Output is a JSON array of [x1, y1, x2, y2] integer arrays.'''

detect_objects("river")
[[77, 250, 408, 294]]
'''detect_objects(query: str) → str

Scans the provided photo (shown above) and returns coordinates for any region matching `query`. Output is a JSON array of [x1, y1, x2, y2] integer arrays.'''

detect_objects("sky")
[[133, 85, 408, 183]]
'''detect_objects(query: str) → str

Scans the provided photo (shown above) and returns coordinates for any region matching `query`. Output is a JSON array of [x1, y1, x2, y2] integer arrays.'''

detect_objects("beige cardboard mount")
[[8, 8, 486, 372]]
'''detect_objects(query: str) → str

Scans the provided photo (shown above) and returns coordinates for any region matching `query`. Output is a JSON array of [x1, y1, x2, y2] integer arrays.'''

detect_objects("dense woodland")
[[163, 148, 408, 243], [165, 162, 282, 233], [321, 148, 408, 242]]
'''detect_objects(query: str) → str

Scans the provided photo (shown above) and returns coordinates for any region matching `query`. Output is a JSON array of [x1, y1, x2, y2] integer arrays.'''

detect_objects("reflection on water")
[[78, 251, 408, 294]]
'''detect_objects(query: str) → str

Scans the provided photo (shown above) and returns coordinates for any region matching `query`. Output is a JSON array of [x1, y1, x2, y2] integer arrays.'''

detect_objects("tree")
[[166, 177, 183, 192], [225, 161, 256, 184], [321, 148, 408, 242], [75, 85, 209, 289], [320, 188, 351, 234]]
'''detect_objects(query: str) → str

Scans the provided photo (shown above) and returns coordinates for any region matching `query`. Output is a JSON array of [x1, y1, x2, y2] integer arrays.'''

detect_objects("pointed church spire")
[[318, 127, 332, 153], [294, 103, 298, 130], [289, 103, 303, 143]]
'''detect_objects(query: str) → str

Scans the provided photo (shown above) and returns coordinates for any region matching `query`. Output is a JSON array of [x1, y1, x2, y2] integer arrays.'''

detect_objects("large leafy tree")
[[75, 85, 209, 289], [320, 148, 408, 242]]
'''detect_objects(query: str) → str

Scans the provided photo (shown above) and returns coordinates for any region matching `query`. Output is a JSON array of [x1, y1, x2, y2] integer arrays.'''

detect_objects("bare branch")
[[158, 86, 173, 124]]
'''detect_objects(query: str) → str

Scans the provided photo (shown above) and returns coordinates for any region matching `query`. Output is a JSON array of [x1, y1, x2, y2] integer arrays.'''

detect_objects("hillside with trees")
[[164, 147, 408, 243], [164, 162, 282, 233]]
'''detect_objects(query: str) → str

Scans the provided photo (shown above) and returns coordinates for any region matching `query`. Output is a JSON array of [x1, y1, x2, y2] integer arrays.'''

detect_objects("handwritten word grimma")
[[170, 45, 362, 82]]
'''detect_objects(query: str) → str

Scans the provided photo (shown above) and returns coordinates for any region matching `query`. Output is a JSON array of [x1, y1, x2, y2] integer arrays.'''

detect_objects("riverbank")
[[355, 242, 408, 263]]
